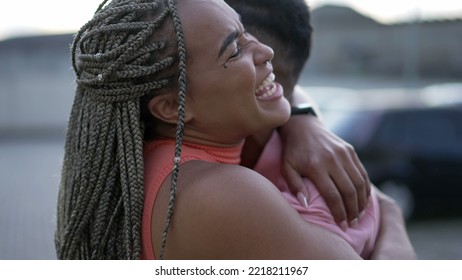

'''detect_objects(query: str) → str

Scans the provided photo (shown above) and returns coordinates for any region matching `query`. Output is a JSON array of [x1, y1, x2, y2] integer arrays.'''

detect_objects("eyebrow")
[[218, 30, 239, 59]]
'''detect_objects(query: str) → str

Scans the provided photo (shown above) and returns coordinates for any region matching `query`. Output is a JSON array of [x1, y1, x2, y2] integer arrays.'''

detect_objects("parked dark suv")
[[328, 104, 462, 220]]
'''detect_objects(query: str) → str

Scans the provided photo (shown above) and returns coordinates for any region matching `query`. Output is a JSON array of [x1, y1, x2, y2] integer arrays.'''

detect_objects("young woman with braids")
[[56, 0, 415, 260]]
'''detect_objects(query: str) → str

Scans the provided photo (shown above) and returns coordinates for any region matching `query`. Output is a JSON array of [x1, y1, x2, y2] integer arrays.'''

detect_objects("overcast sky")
[[1, 0, 461, 40]]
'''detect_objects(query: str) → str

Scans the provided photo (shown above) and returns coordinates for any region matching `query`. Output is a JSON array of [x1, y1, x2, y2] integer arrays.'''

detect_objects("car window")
[[372, 109, 462, 156], [403, 110, 462, 156]]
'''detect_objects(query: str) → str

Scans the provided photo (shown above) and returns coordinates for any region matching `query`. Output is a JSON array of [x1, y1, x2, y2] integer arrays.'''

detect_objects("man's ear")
[[147, 94, 192, 124]]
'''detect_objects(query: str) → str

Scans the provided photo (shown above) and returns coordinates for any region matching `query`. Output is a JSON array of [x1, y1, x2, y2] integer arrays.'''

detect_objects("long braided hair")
[[56, 0, 187, 259]]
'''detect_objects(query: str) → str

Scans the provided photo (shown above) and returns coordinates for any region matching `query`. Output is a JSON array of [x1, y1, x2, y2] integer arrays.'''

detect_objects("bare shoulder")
[[155, 161, 360, 260]]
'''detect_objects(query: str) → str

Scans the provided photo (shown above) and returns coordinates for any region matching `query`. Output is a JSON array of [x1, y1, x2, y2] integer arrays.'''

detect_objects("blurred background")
[[0, 0, 461, 259]]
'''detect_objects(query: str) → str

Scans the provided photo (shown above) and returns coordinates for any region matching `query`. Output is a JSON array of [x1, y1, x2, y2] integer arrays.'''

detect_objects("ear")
[[147, 94, 192, 124]]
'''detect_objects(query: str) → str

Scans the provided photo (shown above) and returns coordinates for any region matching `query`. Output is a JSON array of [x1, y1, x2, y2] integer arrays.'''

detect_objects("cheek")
[[187, 59, 257, 107], [228, 63, 257, 93]]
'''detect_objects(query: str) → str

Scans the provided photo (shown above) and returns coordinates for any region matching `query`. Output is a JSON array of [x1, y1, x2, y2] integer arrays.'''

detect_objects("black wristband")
[[290, 103, 317, 117]]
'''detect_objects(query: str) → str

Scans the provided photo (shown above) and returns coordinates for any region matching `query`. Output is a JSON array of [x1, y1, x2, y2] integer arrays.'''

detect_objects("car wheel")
[[379, 180, 415, 220]]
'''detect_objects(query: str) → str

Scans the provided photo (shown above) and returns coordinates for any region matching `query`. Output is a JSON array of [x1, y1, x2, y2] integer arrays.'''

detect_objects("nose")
[[253, 41, 274, 66]]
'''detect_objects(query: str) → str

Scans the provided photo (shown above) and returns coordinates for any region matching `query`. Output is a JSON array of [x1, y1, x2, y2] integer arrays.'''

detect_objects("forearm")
[[371, 191, 416, 259]]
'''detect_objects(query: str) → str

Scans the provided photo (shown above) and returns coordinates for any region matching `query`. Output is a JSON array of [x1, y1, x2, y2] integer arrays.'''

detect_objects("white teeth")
[[260, 84, 277, 98], [256, 73, 276, 94]]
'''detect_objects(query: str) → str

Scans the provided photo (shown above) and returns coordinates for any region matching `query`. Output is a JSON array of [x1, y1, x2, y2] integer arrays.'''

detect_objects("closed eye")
[[229, 47, 242, 59], [229, 33, 254, 61]]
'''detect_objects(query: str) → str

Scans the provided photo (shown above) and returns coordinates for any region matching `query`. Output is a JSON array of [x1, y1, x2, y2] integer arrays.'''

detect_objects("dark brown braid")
[[56, 0, 186, 259], [158, 0, 187, 260]]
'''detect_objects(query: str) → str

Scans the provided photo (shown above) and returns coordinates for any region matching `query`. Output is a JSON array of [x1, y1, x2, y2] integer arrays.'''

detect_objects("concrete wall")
[[305, 6, 462, 80]]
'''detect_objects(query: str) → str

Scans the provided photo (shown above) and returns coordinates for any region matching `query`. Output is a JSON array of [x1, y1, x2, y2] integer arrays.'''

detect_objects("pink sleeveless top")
[[142, 139, 242, 260], [142, 132, 380, 259], [253, 131, 380, 258]]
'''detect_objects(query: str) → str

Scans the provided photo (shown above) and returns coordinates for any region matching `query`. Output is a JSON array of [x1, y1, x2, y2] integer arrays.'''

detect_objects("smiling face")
[[176, 0, 291, 145]]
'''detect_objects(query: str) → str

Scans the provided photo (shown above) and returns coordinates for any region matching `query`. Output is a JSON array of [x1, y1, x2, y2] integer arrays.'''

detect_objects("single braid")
[[56, 0, 183, 259], [158, 0, 187, 260]]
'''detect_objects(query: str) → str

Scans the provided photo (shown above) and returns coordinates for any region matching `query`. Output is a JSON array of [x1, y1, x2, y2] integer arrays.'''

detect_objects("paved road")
[[1, 138, 461, 260]]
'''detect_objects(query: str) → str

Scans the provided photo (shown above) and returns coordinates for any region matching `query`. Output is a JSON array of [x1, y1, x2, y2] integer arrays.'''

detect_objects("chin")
[[277, 112, 291, 127], [255, 98, 291, 130], [279, 101, 292, 123], [269, 105, 291, 129]]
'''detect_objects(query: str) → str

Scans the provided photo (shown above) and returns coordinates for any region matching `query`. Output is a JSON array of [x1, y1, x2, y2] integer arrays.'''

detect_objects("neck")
[[153, 123, 245, 148]]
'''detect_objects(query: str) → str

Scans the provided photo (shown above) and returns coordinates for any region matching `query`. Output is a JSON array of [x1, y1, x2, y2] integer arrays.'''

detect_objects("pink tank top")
[[142, 132, 380, 259], [253, 131, 380, 258], [142, 138, 242, 259]]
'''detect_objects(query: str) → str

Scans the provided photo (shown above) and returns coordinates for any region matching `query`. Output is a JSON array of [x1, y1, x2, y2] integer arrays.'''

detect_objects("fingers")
[[284, 157, 349, 224], [309, 171, 348, 226], [351, 151, 371, 199], [304, 143, 360, 225], [277, 116, 372, 229], [329, 166, 359, 224], [283, 165, 310, 208], [331, 142, 372, 221], [304, 144, 369, 226]]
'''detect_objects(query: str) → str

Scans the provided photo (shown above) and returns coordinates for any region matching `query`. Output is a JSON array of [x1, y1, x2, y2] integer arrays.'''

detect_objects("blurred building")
[[0, 34, 74, 135], [305, 5, 462, 80]]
